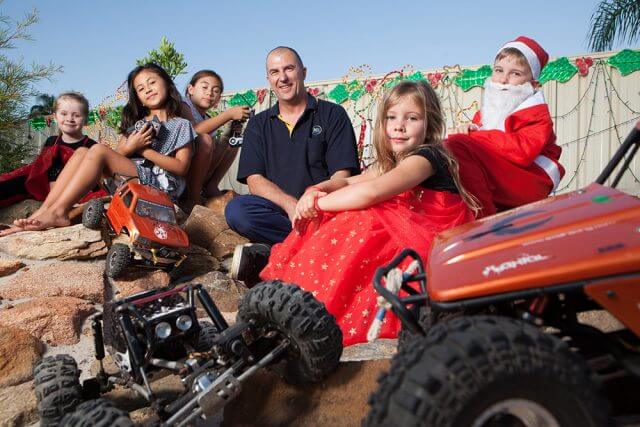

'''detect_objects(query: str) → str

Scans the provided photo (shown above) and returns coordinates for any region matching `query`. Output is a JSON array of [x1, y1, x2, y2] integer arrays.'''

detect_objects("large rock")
[[0, 296, 95, 345], [204, 190, 236, 217], [0, 259, 24, 278], [172, 245, 220, 278], [0, 381, 38, 427], [0, 200, 41, 225], [0, 325, 44, 388], [194, 270, 248, 313], [113, 270, 171, 298], [0, 224, 107, 260], [0, 261, 105, 303], [211, 229, 248, 259], [183, 206, 248, 259], [223, 359, 390, 427]]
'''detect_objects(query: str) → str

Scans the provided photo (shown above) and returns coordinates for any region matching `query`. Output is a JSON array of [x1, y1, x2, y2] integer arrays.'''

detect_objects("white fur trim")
[[512, 90, 546, 114], [501, 41, 541, 78], [534, 155, 561, 191]]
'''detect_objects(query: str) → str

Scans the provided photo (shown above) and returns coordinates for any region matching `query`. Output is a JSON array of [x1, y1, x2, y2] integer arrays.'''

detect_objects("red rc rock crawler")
[[82, 178, 189, 278], [365, 122, 640, 426]]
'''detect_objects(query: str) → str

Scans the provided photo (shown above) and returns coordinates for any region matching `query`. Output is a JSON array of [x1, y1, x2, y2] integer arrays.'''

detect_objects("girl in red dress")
[[260, 80, 478, 346]]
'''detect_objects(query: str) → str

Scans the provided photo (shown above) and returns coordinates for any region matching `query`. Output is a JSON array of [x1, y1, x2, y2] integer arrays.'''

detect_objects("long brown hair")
[[371, 80, 479, 214], [119, 63, 183, 135]]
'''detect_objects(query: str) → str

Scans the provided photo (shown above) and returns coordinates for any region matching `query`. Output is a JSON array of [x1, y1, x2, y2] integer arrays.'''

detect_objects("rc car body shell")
[[427, 183, 639, 302], [106, 182, 189, 249]]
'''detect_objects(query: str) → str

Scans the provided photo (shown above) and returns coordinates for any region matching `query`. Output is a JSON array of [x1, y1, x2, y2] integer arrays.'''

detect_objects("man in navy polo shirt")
[[225, 46, 360, 283]]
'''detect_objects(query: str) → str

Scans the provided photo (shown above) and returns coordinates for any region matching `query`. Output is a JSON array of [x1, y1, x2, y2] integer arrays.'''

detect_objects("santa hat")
[[499, 36, 549, 80]]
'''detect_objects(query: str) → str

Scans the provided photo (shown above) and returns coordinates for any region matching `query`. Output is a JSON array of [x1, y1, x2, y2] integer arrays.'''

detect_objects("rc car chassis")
[[365, 122, 640, 426], [34, 279, 342, 426]]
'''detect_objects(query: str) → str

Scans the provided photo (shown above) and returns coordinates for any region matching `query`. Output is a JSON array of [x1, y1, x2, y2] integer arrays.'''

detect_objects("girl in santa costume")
[[0, 92, 105, 210], [446, 36, 565, 218], [260, 81, 478, 346], [0, 64, 195, 237]]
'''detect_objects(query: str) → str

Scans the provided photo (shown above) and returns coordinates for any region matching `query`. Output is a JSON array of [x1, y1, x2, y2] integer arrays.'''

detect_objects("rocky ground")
[[0, 200, 396, 427]]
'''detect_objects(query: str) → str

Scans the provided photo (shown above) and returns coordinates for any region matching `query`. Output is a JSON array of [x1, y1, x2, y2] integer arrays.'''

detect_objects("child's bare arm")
[[193, 106, 250, 135], [317, 156, 434, 212], [140, 145, 193, 176], [295, 170, 377, 219]]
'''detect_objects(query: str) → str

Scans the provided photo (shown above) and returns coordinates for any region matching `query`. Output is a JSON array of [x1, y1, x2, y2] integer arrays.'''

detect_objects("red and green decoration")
[[453, 65, 492, 91], [27, 51, 640, 130], [538, 57, 579, 84], [329, 71, 428, 104], [228, 90, 257, 108], [608, 49, 640, 76]]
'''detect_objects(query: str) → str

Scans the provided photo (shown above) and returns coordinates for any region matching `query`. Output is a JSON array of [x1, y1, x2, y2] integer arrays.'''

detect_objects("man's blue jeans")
[[224, 194, 292, 245]]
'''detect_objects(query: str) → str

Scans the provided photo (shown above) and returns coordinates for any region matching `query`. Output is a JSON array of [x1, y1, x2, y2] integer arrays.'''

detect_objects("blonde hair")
[[54, 92, 89, 118], [371, 80, 480, 214]]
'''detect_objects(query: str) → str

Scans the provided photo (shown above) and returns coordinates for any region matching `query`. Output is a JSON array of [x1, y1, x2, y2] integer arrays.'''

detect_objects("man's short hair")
[[266, 46, 304, 68]]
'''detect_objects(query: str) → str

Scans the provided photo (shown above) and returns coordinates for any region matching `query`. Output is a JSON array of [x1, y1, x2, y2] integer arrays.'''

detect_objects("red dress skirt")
[[260, 188, 474, 346]]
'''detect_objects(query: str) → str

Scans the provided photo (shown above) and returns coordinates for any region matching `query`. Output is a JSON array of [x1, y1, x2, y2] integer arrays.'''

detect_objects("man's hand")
[[295, 189, 326, 220], [284, 198, 298, 224]]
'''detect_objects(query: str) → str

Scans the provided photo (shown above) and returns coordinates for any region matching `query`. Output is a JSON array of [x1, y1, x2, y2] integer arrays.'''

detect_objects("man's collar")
[[269, 93, 318, 117]]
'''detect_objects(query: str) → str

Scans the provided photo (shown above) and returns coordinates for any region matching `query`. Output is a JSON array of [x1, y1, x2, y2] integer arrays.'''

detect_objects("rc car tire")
[[365, 316, 609, 427], [60, 398, 133, 427], [105, 244, 131, 278], [34, 354, 83, 427], [81, 199, 105, 230], [237, 280, 343, 385], [195, 321, 218, 351]]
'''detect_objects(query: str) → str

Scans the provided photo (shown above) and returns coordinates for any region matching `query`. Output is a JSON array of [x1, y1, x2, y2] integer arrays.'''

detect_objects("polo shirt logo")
[[312, 125, 323, 136]]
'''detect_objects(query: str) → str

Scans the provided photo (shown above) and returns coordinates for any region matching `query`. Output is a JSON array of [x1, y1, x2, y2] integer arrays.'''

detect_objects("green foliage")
[[588, 0, 640, 51], [28, 93, 54, 118], [136, 36, 187, 79], [0, 138, 33, 174], [0, 4, 62, 173]]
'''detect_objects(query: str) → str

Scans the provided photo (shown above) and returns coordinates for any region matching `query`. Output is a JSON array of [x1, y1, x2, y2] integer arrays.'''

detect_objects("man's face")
[[266, 50, 307, 104]]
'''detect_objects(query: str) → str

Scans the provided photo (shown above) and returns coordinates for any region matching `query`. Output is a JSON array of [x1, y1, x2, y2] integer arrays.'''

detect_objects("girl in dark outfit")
[[0, 92, 103, 209], [261, 81, 478, 346]]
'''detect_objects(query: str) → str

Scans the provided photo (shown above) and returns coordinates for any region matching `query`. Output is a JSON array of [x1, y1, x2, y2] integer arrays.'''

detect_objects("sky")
[[3, 0, 637, 108]]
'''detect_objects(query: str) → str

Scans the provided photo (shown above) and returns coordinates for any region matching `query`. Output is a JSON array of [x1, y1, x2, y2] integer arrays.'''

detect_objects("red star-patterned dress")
[[260, 187, 473, 346]]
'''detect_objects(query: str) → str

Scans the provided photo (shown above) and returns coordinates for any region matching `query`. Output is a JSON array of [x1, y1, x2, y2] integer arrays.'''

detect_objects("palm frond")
[[588, 0, 640, 51]]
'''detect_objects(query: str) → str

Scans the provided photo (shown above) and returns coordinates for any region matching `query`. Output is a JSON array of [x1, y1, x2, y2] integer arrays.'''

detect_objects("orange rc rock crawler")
[[366, 122, 640, 426], [82, 178, 189, 278]]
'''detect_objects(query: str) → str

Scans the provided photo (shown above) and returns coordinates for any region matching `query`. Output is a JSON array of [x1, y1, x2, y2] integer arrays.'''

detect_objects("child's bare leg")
[[23, 145, 137, 232], [185, 134, 214, 210], [204, 144, 238, 197], [17, 148, 90, 226]]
